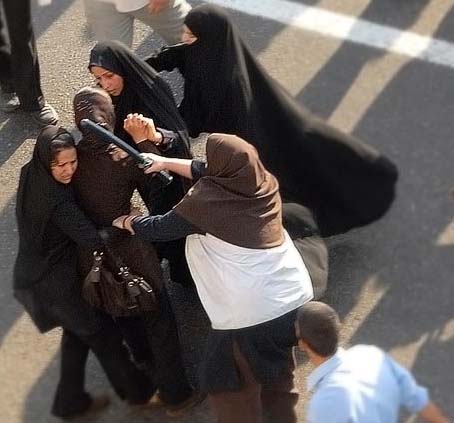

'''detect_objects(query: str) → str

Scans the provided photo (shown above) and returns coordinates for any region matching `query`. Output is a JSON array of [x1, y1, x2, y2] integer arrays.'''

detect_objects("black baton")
[[79, 118, 173, 186]]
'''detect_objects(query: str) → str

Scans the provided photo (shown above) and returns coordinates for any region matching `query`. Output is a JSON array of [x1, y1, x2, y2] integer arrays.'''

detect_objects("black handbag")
[[82, 249, 158, 317]]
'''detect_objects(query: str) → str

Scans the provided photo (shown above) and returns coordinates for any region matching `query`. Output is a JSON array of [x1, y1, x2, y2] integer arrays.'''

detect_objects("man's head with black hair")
[[295, 301, 340, 359]]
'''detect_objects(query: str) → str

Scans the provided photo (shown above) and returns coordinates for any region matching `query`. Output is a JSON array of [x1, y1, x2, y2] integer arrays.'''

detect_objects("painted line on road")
[[436, 221, 454, 246], [340, 275, 389, 343], [209, 0, 454, 69]]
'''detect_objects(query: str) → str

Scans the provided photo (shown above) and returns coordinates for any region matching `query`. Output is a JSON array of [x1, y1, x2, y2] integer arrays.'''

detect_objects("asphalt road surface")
[[0, 1, 453, 422]]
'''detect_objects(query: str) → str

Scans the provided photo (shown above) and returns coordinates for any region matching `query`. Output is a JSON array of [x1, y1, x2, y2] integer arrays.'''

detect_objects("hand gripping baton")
[[79, 118, 173, 186]]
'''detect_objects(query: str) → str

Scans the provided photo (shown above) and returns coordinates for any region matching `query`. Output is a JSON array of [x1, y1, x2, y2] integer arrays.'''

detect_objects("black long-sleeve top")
[[13, 188, 106, 333], [14, 192, 103, 289]]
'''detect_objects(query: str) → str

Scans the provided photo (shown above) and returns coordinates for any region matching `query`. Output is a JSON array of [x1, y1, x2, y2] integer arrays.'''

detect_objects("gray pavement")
[[0, 0, 453, 422]]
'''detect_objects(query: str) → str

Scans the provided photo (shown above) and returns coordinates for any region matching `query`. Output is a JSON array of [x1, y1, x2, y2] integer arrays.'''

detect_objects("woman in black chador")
[[88, 40, 193, 285], [13, 126, 155, 419], [146, 4, 399, 236]]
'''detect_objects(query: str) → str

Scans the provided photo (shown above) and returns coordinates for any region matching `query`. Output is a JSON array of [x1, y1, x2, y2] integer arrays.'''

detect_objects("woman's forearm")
[[144, 155, 194, 179], [162, 158, 194, 179]]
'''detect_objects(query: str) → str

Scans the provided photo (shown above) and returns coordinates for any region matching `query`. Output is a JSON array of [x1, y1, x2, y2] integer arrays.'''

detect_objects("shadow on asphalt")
[[298, 0, 432, 119], [31, 0, 75, 39], [0, 201, 24, 348], [0, 113, 39, 166], [0, 0, 76, 163]]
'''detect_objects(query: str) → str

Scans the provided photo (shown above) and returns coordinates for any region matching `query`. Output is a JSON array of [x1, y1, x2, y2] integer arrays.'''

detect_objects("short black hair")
[[296, 302, 340, 357]]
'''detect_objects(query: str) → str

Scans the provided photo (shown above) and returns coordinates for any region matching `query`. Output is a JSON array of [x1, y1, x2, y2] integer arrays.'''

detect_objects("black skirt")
[[199, 308, 298, 393]]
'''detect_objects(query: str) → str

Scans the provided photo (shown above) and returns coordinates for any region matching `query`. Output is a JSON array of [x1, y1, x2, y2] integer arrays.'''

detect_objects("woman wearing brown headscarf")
[[114, 133, 316, 423], [72, 86, 200, 416]]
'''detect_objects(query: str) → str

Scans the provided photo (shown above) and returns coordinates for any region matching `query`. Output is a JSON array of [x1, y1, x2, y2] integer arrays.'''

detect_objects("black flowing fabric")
[[88, 40, 190, 159], [14, 126, 104, 333], [146, 4, 398, 236], [282, 203, 328, 300]]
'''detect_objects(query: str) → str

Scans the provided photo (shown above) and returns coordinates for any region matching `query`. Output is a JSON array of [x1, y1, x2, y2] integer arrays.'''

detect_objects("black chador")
[[89, 40, 190, 157], [146, 4, 398, 236]]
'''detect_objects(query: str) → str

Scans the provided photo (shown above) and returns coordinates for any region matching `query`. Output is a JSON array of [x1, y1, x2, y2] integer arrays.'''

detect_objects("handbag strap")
[[97, 228, 128, 270]]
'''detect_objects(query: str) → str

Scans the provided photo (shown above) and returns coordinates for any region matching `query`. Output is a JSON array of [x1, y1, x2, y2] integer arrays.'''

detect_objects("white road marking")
[[436, 221, 454, 246], [340, 275, 390, 343], [209, 0, 454, 68]]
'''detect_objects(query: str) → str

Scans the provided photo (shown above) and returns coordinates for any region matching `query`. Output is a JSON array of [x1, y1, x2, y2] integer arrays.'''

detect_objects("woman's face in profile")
[[91, 66, 124, 97], [181, 25, 198, 45], [51, 147, 78, 184]]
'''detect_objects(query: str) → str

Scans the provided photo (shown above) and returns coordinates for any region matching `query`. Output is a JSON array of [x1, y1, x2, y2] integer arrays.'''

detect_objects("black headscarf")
[[16, 126, 75, 253], [181, 5, 254, 139], [14, 126, 110, 334], [72, 86, 150, 227], [148, 4, 398, 236], [88, 40, 190, 157]]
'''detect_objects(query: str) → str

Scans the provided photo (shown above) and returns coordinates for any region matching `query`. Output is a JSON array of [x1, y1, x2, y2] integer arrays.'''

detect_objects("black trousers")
[[116, 289, 194, 405], [160, 237, 194, 287], [0, 0, 44, 110], [51, 324, 155, 419], [143, 288, 193, 404]]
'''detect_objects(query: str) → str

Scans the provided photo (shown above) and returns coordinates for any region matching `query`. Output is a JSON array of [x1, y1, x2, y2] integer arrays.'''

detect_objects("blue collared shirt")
[[307, 345, 429, 423]]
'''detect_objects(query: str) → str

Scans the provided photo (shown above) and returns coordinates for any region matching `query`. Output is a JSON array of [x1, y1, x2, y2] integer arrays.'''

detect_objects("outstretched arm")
[[386, 354, 450, 423], [112, 209, 200, 241], [141, 153, 194, 180], [52, 198, 103, 250], [145, 43, 187, 72]]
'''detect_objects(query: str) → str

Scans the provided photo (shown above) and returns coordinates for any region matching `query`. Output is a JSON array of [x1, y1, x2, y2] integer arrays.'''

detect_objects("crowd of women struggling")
[[12, 4, 398, 422]]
